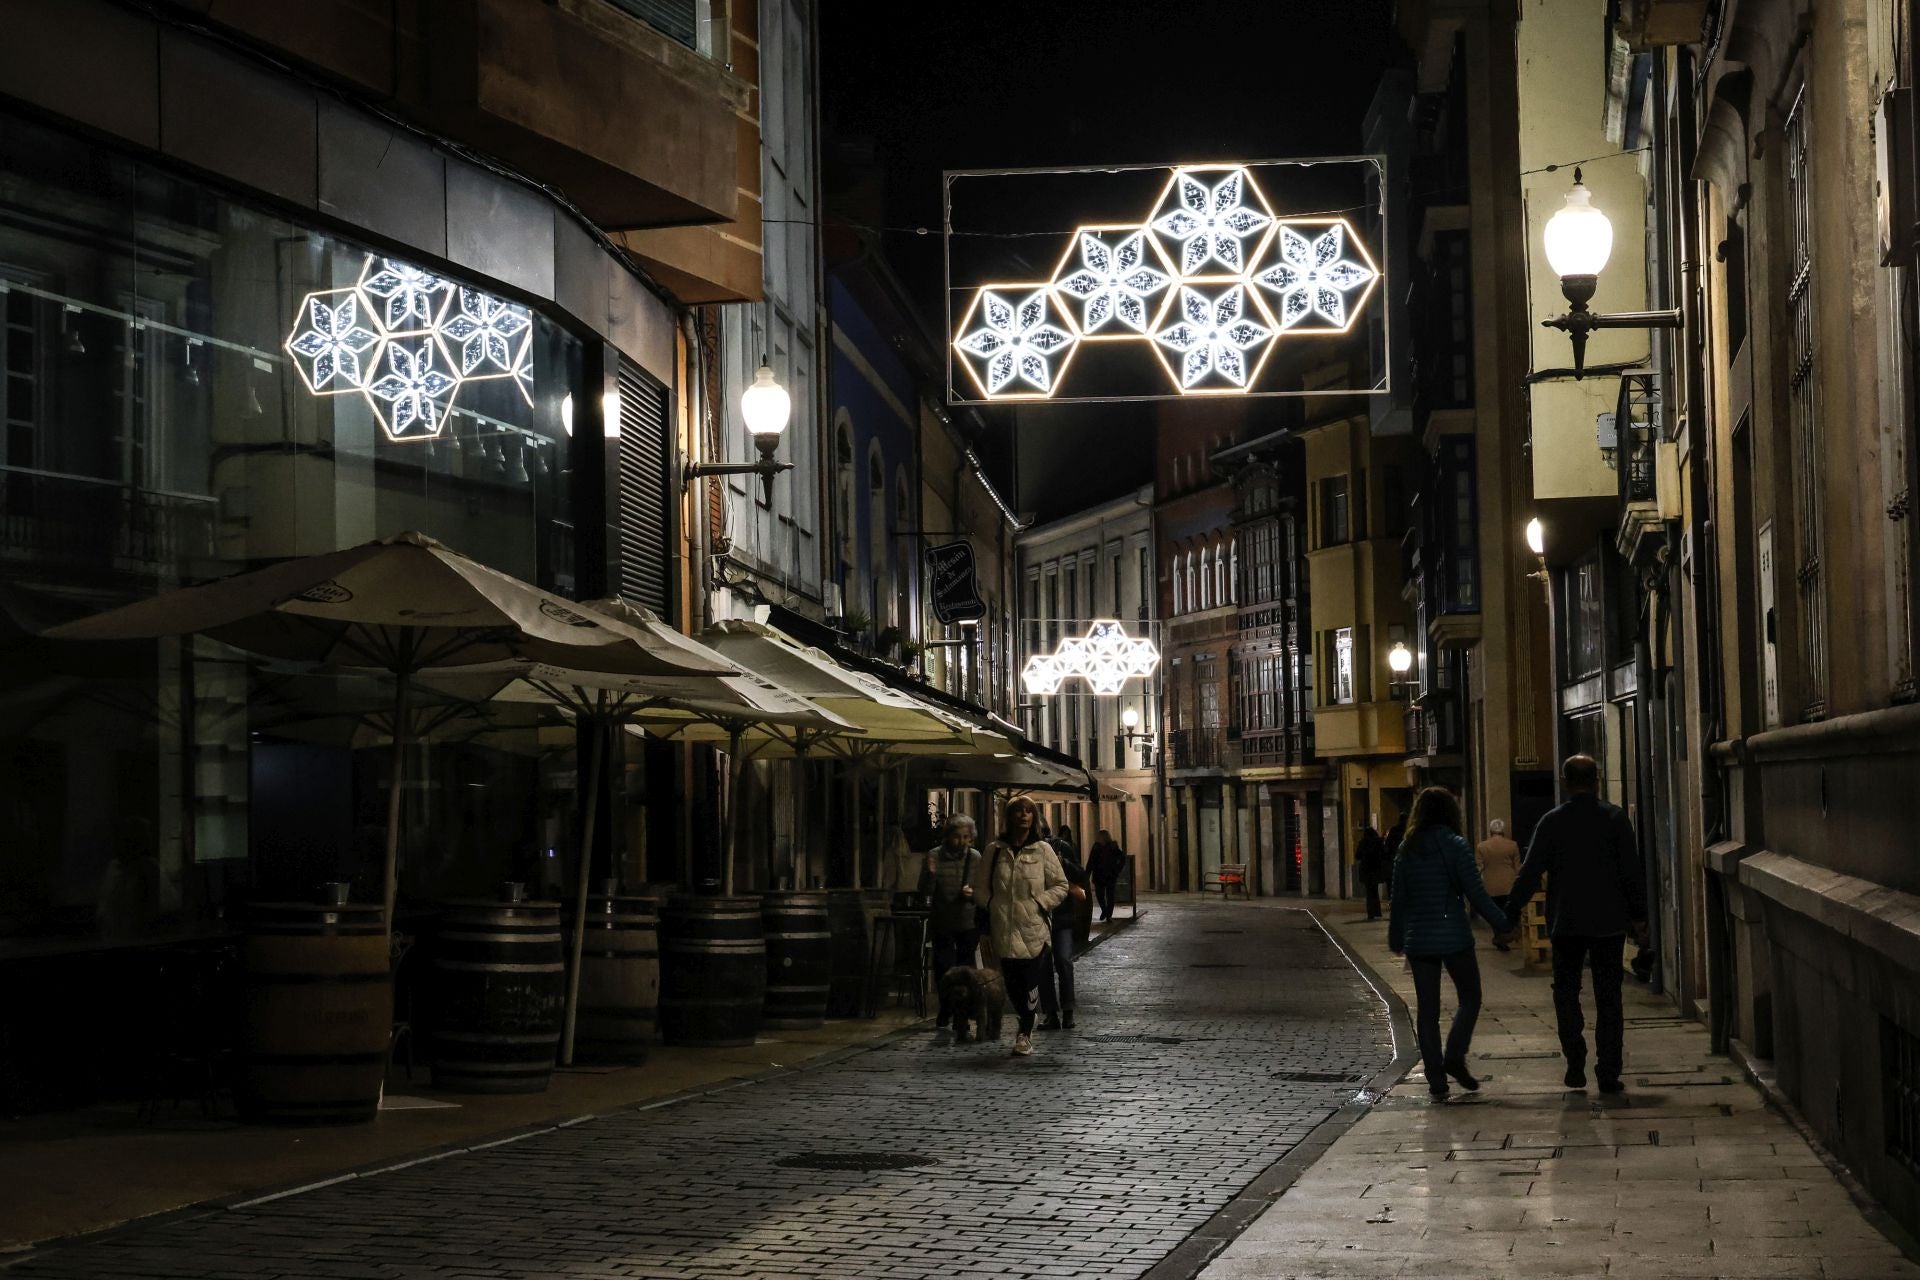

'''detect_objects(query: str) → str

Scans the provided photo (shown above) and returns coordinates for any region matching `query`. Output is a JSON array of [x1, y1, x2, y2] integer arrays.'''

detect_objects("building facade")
[[1017, 488, 1158, 875]]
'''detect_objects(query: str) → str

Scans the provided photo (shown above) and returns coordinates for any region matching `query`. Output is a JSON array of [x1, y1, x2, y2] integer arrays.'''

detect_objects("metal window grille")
[[1785, 86, 1827, 718], [616, 359, 672, 615], [1883, 1016, 1920, 1176]]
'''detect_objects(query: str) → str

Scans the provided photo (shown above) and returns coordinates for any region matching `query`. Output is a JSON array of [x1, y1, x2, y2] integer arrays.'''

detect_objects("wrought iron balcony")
[[1615, 372, 1658, 505]]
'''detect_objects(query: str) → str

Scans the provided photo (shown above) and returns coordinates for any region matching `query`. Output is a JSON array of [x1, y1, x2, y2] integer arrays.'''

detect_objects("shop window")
[[1332, 628, 1355, 704]]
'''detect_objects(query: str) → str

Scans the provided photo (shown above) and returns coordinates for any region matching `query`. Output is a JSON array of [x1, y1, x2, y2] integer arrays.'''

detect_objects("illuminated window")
[[1332, 628, 1355, 705]]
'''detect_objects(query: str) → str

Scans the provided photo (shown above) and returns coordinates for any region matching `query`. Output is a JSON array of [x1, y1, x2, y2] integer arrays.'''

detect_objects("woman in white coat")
[[971, 794, 1069, 1056]]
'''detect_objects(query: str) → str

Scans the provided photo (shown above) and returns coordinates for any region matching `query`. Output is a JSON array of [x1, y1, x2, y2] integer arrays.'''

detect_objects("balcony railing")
[[0, 468, 217, 576], [1615, 372, 1658, 505], [1167, 727, 1227, 770]]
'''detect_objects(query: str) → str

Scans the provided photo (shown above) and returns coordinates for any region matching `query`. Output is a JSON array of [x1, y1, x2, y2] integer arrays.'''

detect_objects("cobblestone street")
[[10, 903, 1393, 1280]]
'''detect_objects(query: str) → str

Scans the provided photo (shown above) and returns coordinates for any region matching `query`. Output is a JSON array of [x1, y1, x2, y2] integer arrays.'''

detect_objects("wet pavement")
[[10, 901, 1393, 1279]]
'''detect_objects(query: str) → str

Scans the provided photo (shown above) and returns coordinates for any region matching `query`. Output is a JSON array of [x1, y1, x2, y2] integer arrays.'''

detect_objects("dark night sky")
[[820, 0, 1398, 522]]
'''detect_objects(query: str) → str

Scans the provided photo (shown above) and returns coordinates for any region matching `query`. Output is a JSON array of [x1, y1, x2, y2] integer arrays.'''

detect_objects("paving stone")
[[13, 902, 1389, 1280]]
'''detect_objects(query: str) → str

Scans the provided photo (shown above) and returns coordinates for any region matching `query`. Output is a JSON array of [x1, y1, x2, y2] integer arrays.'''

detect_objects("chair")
[[137, 942, 237, 1123], [387, 933, 417, 1083], [1211, 863, 1249, 900], [864, 912, 931, 1018]]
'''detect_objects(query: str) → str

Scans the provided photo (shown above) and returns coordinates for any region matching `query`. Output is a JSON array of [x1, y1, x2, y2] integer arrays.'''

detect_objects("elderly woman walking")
[[922, 814, 984, 1031], [970, 795, 1069, 1057], [1389, 786, 1512, 1102]]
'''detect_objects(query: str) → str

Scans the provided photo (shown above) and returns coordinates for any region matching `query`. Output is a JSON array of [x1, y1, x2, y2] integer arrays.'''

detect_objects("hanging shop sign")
[[284, 255, 534, 442], [1022, 620, 1160, 696], [924, 540, 987, 625], [945, 157, 1387, 404]]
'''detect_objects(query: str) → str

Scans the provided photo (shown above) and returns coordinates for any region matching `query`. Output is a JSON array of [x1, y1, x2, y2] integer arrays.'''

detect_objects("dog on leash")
[[938, 965, 1007, 1043]]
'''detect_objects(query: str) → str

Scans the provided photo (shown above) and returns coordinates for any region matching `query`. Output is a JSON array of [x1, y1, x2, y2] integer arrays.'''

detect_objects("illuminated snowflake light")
[[1254, 221, 1380, 331], [285, 291, 379, 392], [367, 338, 457, 440], [946, 158, 1383, 401], [1022, 620, 1159, 697], [282, 253, 537, 442], [1150, 168, 1273, 276], [442, 289, 532, 375], [953, 287, 1078, 398], [1053, 229, 1172, 336], [1153, 285, 1273, 390]]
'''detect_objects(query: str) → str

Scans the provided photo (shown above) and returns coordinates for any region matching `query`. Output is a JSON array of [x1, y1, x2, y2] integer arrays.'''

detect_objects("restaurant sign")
[[924, 540, 987, 625]]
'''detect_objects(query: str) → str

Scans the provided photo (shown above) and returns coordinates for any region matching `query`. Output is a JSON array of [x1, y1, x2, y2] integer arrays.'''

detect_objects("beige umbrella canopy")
[[44, 533, 734, 927]]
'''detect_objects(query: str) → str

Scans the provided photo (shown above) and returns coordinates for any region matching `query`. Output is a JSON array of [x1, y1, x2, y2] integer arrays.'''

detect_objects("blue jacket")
[[1388, 827, 1510, 957]]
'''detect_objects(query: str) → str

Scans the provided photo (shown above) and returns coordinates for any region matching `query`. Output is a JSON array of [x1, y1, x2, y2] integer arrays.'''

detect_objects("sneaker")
[[1012, 1033, 1033, 1056], [1038, 1015, 1062, 1031], [1564, 1062, 1587, 1089], [1428, 1087, 1450, 1104], [1597, 1076, 1625, 1095], [1443, 1058, 1480, 1092], [1062, 1011, 1075, 1030]]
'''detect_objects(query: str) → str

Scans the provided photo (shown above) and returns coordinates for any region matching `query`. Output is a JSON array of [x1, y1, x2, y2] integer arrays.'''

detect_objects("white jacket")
[[970, 838, 1069, 960]]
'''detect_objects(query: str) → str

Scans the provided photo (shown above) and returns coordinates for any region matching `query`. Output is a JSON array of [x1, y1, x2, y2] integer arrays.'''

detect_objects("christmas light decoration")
[[282, 254, 535, 442], [952, 286, 1079, 399], [949, 162, 1383, 402], [1021, 620, 1160, 697], [1052, 228, 1172, 336], [1253, 221, 1379, 332]]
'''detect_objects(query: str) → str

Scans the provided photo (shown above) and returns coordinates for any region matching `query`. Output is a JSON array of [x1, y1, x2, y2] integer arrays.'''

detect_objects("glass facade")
[[0, 110, 597, 967]]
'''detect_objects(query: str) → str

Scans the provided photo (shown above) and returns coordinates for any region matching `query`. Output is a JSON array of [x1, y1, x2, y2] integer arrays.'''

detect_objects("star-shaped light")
[[1154, 285, 1272, 389], [1024, 620, 1159, 696], [285, 292, 379, 392], [361, 259, 452, 332], [441, 289, 532, 376], [367, 338, 457, 438], [1055, 230, 1171, 334], [1255, 222, 1378, 330], [954, 288, 1076, 396], [1152, 169, 1272, 275]]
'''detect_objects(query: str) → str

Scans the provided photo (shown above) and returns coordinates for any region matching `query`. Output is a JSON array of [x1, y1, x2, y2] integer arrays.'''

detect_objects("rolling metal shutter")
[[616, 359, 672, 615]]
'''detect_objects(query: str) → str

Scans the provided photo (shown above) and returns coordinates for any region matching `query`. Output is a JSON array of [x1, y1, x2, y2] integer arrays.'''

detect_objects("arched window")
[[1229, 536, 1239, 605], [1216, 538, 1230, 606], [834, 413, 856, 593], [866, 439, 887, 627], [1198, 546, 1211, 610], [1171, 548, 1185, 614], [1184, 549, 1197, 614]]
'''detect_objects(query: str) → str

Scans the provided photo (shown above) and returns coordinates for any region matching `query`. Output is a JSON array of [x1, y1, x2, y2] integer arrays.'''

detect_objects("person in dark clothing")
[[921, 814, 984, 1031], [1505, 753, 1649, 1094], [1038, 838, 1089, 1029], [1389, 787, 1512, 1102], [1354, 826, 1387, 921], [1383, 816, 1407, 864], [1087, 830, 1128, 922]]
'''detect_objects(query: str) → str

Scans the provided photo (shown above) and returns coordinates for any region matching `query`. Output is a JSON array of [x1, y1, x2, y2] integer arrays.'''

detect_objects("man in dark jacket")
[[1086, 831, 1128, 922], [1505, 754, 1648, 1094], [1038, 839, 1089, 1030], [1355, 826, 1387, 921]]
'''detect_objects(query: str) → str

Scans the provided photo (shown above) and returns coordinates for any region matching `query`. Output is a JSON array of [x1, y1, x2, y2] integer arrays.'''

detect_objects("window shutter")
[[617, 359, 673, 615]]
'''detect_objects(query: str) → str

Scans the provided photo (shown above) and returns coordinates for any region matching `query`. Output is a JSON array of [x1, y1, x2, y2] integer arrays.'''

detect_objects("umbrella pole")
[[724, 726, 745, 895], [561, 717, 606, 1067], [792, 743, 810, 890], [382, 670, 412, 935], [876, 768, 889, 890], [848, 764, 862, 891]]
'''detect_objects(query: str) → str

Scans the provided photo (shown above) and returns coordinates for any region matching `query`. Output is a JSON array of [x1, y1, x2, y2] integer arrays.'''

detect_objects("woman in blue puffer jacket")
[[1388, 786, 1512, 1102]]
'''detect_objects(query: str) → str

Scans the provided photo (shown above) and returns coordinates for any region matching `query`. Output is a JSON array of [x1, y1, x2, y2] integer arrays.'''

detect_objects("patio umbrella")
[[43, 532, 733, 929], [428, 599, 859, 1062]]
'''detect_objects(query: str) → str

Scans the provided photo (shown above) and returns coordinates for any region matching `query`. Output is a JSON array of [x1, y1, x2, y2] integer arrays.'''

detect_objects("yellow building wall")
[[1518, 0, 1648, 502]]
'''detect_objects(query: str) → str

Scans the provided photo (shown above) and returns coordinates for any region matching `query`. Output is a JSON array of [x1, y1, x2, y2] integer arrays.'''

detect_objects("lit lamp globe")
[[1525, 517, 1546, 557], [740, 362, 792, 453], [1387, 642, 1413, 676], [1542, 169, 1613, 307], [1121, 706, 1140, 730]]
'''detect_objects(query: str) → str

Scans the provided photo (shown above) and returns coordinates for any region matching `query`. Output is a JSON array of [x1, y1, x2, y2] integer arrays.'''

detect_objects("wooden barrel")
[[761, 891, 831, 1029], [568, 895, 659, 1063], [824, 889, 869, 1017], [659, 895, 764, 1047], [237, 902, 390, 1125], [430, 900, 563, 1093]]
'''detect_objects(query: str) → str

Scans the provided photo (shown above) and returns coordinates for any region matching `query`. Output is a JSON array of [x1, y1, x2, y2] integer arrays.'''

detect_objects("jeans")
[[931, 928, 979, 1022], [1408, 947, 1482, 1094], [1363, 876, 1382, 920], [998, 954, 1043, 1034], [1093, 877, 1117, 921], [1551, 933, 1626, 1081], [1038, 926, 1075, 1016]]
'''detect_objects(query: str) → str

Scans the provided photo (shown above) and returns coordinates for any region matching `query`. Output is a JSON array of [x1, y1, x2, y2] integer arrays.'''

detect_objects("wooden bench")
[[1210, 863, 1249, 899]]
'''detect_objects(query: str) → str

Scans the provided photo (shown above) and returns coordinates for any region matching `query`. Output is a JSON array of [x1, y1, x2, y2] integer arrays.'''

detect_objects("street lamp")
[[1118, 703, 1155, 764], [1386, 640, 1417, 697], [1525, 517, 1549, 586], [685, 357, 795, 501], [1540, 169, 1680, 378]]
